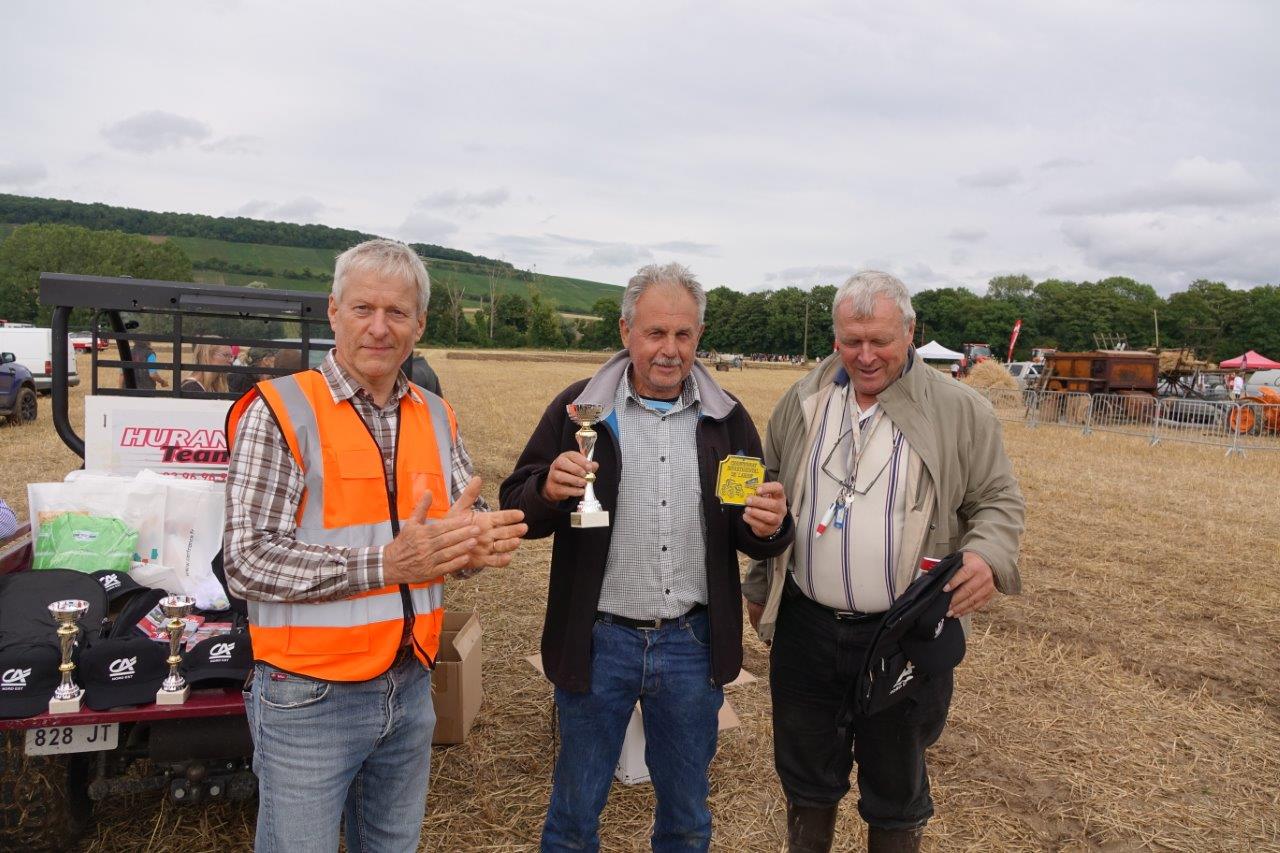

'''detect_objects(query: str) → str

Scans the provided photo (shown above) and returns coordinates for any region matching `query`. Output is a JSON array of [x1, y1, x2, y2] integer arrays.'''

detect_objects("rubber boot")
[[866, 825, 923, 853], [786, 802, 838, 853]]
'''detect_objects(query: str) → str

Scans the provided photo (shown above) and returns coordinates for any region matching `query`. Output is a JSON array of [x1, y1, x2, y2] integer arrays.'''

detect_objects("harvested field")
[[3, 350, 1278, 852]]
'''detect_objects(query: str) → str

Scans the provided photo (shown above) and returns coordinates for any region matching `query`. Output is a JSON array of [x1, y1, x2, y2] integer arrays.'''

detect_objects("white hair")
[[332, 238, 431, 313], [832, 270, 915, 331], [621, 262, 706, 325]]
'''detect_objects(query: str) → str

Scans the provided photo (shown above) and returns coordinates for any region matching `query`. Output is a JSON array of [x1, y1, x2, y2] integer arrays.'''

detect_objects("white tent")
[[916, 340, 963, 361]]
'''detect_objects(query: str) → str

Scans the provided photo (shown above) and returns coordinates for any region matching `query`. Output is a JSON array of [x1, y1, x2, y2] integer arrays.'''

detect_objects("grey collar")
[[572, 350, 737, 420]]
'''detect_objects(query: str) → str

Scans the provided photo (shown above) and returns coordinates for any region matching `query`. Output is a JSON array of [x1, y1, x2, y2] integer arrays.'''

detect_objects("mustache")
[[652, 357, 683, 367]]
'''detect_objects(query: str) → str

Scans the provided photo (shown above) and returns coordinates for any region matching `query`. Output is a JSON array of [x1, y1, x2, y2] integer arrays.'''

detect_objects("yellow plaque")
[[716, 455, 765, 506]]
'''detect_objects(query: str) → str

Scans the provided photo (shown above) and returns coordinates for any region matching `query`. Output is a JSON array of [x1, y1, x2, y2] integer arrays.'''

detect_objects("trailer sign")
[[85, 396, 234, 481]]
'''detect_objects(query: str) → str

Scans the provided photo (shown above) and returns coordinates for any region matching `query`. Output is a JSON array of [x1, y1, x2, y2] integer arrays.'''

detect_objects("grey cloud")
[[649, 240, 717, 255], [418, 187, 510, 210], [400, 210, 459, 242], [0, 161, 47, 187], [1061, 209, 1280, 290], [947, 227, 988, 243], [1039, 157, 1088, 171], [1050, 157, 1274, 215], [101, 110, 212, 153], [764, 264, 858, 286], [233, 196, 326, 222], [568, 244, 654, 268], [201, 134, 263, 155], [957, 167, 1023, 189]]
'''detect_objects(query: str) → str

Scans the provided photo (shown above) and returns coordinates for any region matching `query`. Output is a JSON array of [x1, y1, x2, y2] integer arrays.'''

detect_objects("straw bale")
[[7, 348, 1280, 852], [963, 360, 1019, 391]]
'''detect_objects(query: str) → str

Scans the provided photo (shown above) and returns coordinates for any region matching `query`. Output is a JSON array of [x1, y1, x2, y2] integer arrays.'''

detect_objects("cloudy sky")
[[2, 1, 1276, 294]]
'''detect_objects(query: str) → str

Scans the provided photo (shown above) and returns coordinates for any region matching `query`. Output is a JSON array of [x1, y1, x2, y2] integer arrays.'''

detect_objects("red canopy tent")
[[1220, 350, 1280, 370]]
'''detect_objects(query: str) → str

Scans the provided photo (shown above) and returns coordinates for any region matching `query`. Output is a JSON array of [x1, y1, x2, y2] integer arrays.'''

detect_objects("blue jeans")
[[244, 656, 435, 853], [542, 610, 724, 853]]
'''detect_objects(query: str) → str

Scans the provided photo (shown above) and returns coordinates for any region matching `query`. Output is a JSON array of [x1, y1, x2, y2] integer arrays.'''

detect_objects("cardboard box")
[[432, 610, 482, 745]]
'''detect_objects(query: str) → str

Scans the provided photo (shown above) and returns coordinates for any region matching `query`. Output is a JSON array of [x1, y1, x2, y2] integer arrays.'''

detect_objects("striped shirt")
[[0, 499, 18, 540], [223, 350, 485, 604], [597, 369, 707, 620], [792, 385, 912, 614]]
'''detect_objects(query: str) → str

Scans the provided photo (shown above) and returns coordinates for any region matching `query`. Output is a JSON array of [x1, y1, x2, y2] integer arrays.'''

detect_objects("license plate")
[[25, 723, 119, 755]]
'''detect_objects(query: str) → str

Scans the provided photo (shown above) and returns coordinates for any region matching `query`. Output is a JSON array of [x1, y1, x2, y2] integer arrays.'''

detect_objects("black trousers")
[[770, 576, 953, 830]]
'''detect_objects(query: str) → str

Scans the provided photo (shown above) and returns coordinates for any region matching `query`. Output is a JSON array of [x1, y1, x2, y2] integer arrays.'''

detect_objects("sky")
[[1, 1, 1276, 295]]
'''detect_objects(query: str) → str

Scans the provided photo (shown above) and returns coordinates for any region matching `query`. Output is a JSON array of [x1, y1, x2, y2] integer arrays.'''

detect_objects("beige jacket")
[[742, 351, 1025, 642]]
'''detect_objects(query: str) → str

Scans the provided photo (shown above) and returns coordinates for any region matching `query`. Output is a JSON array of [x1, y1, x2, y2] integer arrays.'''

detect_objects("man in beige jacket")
[[743, 271, 1025, 853]]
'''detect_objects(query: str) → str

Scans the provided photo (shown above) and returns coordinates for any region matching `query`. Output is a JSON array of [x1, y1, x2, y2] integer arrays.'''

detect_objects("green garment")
[[34, 514, 138, 573]]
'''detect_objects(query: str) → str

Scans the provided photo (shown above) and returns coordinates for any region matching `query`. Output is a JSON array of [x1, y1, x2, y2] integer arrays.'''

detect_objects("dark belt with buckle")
[[784, 573, 881, 624], [597, 603, 706, 630]]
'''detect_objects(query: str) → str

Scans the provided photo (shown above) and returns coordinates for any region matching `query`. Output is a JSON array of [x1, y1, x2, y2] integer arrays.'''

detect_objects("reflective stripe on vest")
[[249, 584, 443, 628], [225, 369, 458, 681]]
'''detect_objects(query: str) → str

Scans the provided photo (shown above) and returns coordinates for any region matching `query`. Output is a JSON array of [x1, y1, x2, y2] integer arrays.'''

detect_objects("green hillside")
[[169, 235, 620, 313]]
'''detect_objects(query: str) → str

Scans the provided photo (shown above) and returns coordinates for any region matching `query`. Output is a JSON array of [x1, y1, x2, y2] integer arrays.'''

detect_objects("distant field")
[[168, 235, 622, 313]]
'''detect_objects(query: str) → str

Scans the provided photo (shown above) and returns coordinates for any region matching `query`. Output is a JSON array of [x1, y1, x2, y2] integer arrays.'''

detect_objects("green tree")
[[526, 290, 566, 349], [578, 297, 621, 350], [0, 223, 193, 325]]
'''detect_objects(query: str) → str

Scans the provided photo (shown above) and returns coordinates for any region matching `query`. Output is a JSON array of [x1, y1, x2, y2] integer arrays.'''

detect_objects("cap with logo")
[[91, 569, 146, 603], [80, 635, 168, 710], [0, 640, 62, 719], [182, 631, 252, 687]]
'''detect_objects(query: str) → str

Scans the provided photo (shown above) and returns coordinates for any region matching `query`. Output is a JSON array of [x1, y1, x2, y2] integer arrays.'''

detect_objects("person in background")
[[127, 339, 169, 390], [182, 342, 232, 394], [949, 362, 960, 380], [1230, 373, 1245, 400], [228, 347, 281, 397], [744, 271, 1025, 853]]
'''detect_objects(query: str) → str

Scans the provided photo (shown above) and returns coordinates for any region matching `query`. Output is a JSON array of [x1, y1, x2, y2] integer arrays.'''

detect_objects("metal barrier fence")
[[981, 388, 1280, 456]]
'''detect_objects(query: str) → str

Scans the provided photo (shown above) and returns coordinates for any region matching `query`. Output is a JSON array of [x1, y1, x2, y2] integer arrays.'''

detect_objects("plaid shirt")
[[223, 350, 485, 603]]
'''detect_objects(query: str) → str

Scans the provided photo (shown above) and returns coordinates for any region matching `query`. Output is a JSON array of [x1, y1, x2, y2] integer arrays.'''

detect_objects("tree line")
[[0, 193, 513, 269], [1, 221, 1273, 363]]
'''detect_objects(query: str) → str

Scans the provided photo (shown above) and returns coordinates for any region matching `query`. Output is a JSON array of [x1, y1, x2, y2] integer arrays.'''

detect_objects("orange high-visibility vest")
[[225, 368, 458, 681]]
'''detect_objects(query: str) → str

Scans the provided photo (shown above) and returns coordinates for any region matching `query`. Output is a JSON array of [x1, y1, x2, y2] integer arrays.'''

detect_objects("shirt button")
[[664, 588, 671, 594], [660, 456, 666, 462], [661, 500, 667, 507], [661, 545, 667, 552]]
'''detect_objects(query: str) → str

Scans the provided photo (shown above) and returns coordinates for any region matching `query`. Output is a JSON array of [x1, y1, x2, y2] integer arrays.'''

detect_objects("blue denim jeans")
[[542, 610, 724, 853], [243, 656, 435, 853]]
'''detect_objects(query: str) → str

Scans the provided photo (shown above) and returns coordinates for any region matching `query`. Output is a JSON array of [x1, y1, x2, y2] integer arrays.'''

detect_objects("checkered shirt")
[[597, 369, 707, 620]]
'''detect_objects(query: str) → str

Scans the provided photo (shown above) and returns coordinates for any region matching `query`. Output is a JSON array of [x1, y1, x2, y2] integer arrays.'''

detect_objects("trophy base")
[[156, 685, 190, 705], [571, 510, 610, 528], [48, 694, 83, 715]]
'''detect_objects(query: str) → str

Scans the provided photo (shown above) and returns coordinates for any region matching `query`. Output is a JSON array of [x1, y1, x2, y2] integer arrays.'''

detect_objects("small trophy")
[[156, 595, 196, 705], [566, 403, 609, 528], [48, 599, 89, 714]]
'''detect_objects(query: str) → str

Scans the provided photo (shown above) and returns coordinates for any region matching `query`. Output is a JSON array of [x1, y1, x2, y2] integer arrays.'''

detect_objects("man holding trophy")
[[501, 262, 793, 852]]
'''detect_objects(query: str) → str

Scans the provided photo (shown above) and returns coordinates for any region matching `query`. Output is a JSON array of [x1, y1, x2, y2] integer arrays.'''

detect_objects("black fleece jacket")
[[499, 376, 794, 693]]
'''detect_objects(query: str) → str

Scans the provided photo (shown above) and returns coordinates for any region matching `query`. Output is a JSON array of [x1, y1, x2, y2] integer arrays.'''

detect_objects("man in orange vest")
[[225, 238, 527, 853]]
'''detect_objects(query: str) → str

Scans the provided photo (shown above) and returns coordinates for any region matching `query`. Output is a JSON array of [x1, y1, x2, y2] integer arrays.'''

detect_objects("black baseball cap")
[[92, 569, 146, 602], [80, 635, 168, 710], [898, 588, 965, 675], [182, 631, 252, 687], [0, 640, 62, 719]]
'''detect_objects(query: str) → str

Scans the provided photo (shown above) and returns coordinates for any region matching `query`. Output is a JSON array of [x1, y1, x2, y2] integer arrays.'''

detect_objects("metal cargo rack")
[[39, 273, 334, 458]]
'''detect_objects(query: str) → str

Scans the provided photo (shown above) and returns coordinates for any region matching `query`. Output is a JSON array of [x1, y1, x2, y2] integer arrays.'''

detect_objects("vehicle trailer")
[[1, 273, 332, 850]]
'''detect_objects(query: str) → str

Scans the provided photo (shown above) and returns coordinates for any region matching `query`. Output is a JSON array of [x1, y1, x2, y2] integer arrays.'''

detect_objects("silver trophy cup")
[[566, 403, 610, 528], [48, 599, 90, 714], [156, 595, 196, 705]]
